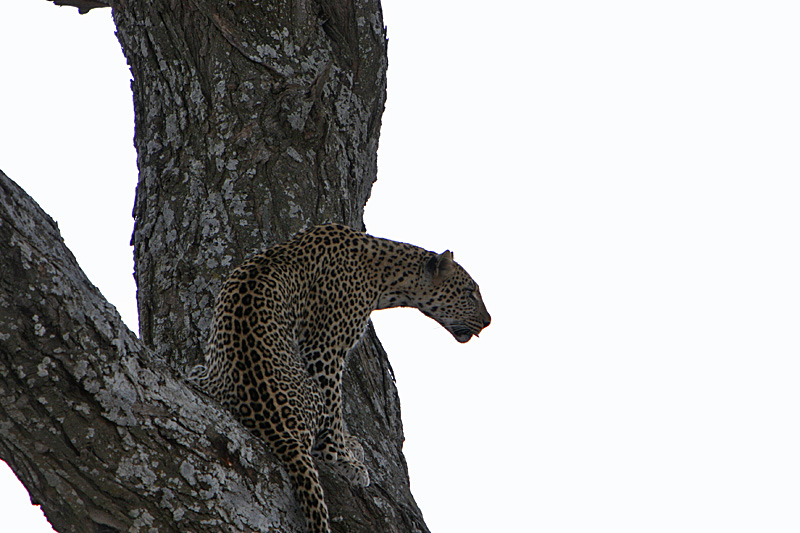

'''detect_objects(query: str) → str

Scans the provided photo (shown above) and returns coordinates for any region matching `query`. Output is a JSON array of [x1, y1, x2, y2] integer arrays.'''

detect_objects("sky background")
[[1, 1, 799, 532]]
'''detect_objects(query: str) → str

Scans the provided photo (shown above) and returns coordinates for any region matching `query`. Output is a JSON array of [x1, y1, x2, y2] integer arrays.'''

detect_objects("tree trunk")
[[0, 0, 429, 531]]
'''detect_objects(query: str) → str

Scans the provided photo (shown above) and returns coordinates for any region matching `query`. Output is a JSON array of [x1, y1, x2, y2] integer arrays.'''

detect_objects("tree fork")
[[0, 0, 429, 531]]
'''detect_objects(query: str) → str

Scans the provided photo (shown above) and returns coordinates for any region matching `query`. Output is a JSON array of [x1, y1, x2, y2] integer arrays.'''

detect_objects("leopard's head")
[[414, 251, 491, 343]]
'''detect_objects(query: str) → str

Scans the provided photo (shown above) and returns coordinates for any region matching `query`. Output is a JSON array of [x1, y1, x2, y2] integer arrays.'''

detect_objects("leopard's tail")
[[281, 447, 331, 533]]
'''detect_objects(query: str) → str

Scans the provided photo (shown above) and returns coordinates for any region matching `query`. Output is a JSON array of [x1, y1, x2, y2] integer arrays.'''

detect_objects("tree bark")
[[0, 0, 429, 531], [0, 171, 308, 532]]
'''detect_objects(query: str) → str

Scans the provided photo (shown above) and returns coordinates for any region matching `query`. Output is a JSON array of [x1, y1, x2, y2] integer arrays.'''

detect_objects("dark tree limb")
[[49, 0, 109, 15], [0, 169, 307, 532]]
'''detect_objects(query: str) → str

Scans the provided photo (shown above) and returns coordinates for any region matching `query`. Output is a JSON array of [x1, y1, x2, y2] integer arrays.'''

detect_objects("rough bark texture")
[[119, 0, 387, 369], [0, 0, 429, 531], [0, 171, 303, 532]]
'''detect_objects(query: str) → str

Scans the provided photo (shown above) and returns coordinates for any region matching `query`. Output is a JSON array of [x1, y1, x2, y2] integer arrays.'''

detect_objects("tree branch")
[[0, 169, 307, 532], [48, 0, 110, 15]]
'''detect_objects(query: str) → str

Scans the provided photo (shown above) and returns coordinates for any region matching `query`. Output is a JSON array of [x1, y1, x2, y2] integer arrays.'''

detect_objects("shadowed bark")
[[0, 0, 429, 531]]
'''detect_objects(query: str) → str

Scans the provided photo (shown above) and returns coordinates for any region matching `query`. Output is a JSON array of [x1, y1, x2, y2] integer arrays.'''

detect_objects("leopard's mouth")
[[448, 325, 476, 343]]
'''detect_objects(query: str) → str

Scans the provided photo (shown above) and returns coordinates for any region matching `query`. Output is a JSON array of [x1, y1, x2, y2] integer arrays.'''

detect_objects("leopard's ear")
[[425, 250, 456, 285]]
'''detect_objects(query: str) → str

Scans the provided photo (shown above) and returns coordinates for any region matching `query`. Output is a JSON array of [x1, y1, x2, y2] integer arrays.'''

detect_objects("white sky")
[[1, 1, 799, 532]]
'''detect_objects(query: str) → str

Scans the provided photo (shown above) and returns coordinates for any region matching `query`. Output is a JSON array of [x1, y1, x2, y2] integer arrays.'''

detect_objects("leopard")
[[187, 223, 491, 533]]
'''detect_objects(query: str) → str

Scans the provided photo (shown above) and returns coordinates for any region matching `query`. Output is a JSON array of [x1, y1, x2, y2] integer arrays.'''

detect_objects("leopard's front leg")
[[305, 347, 370, 487]]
